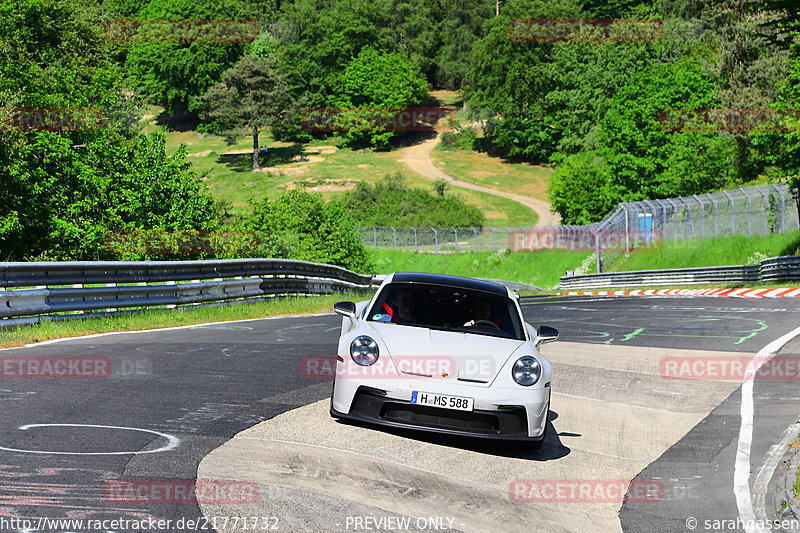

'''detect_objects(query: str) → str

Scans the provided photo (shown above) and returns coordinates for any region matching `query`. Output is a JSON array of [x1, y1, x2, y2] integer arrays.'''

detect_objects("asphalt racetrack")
[[0, 295, 798, 533]]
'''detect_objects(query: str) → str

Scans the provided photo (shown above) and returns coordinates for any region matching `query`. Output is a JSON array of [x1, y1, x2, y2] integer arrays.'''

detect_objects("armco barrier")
[[0, 259, 377, 327], [559, 255, 800, 290]]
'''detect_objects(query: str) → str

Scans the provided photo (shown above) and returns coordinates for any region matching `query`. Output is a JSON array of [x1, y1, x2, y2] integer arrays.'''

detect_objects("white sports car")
[[330, 272, 558, 445]]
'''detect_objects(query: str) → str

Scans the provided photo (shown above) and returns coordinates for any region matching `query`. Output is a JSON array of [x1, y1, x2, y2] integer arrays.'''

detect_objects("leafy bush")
[[547, 151, 616, 225], [440, 131, 457, 148], [243, 191, 372, 272], [342, 173, 486, 228], [440, 128, 477, 151]]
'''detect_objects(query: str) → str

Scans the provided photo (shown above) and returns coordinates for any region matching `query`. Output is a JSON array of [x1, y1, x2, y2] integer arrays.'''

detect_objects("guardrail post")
[[432, 227, 438, 254], [453, 227, 459, 252], [412, 227, 418, 252], [391, 227, 397, 249], [471, 226, 478, 252]]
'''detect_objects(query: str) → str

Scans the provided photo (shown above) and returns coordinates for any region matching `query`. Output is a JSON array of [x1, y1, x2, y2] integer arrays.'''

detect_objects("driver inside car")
[[393, 289, 419, 324], [376, 289, 420, 325], [463, 299, 497, 327]]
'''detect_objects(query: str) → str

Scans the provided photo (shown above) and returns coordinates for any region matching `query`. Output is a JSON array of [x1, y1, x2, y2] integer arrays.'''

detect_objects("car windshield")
[[366, 283, 525, 340]]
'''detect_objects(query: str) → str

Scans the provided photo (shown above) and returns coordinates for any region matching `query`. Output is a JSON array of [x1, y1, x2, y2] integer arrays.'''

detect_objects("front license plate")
[[411, 391, 473, 411]]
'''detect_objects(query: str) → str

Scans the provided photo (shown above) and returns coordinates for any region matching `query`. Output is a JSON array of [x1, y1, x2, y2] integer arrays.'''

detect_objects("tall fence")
[[357, 183, 800, 272]]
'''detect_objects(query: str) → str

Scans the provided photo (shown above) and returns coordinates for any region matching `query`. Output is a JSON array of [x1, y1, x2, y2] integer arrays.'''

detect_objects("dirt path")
[[396, 134, 561, 226]]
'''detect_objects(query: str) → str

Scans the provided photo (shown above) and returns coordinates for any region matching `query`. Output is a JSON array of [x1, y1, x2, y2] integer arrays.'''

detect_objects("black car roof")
[[390, 272, 508, 296]]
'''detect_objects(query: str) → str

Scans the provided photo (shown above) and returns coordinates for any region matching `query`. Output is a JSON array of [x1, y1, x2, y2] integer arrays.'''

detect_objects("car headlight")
[[350, 335, 379, 366], [512, 356, 541, 386]]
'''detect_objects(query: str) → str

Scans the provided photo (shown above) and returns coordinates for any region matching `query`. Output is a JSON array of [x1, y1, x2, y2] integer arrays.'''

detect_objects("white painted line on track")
[[0, 423, 180, 455], [735, 326, 800, 533]]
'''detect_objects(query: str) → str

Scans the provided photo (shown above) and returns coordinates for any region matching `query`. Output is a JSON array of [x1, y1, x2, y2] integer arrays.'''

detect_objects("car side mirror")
[[334, 301, 357, 320], [535, 325, 559, 347]]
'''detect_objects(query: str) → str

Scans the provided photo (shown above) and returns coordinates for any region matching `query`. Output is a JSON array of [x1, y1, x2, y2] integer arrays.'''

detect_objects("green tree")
[[272, 0, 386, 108], [123, 0, 248, 116], [598, 60, 736, 202], [244, 191, 372, 272], [684, 0, 790, 180], [201, 54, 292, 169], [547, 152, 614, 224], [333, 46, 428, 146], [580, 0, 658, 17], [378, 0, 439, 82], [0, 0, 222, 261], [752, 37, 800, 221], [434, 0, 493, 89], [463, 0, 583, 162]]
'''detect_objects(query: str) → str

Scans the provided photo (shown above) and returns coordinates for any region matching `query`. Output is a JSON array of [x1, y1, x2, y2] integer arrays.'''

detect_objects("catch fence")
[[357, 183, 799, 273]]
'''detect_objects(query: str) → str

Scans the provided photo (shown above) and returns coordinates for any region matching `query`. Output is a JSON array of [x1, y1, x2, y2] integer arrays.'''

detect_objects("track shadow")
[[333, 409, 570, 461]]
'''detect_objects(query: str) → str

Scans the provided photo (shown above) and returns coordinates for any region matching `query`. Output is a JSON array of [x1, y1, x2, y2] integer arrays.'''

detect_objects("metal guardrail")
[[559, 255, 800, 289], [0, 259, 377, 327], [0, 259, 371, 287]]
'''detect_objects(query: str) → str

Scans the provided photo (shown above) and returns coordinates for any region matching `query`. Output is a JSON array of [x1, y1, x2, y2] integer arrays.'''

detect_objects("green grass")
[[0, 293, 361, 349], [366, 232, 800, 291], [432, 144, 554, 202], [142, 101, 543, 224], [607, 232, 800, 272], [368, 248, 591, 289]]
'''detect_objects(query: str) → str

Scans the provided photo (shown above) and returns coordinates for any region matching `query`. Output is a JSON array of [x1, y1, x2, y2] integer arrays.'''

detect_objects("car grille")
[[380, 403, 499, 432]]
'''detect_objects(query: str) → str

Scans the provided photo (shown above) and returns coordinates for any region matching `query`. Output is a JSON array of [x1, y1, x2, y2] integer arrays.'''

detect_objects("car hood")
[[366, 322, 526, 384]]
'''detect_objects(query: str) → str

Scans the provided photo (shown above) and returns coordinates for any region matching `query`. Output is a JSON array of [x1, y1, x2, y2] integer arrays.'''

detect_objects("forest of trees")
[[2, 0, 799, 265]]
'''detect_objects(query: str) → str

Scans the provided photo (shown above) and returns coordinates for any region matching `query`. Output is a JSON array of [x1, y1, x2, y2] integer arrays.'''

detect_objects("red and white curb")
[[560, 288, 800, 298]]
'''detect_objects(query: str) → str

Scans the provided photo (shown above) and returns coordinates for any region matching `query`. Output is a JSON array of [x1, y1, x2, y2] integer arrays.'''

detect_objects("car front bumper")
[[331, 378, 550, 440]]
